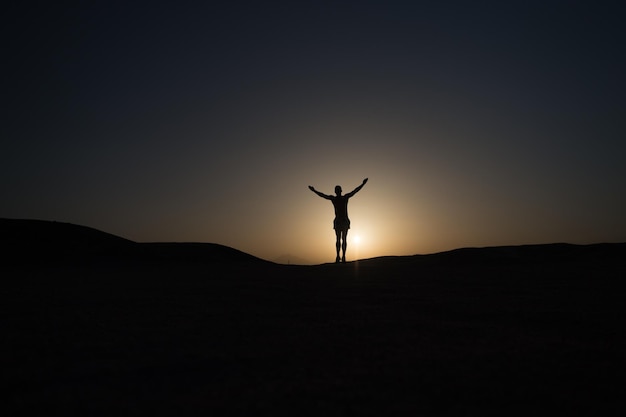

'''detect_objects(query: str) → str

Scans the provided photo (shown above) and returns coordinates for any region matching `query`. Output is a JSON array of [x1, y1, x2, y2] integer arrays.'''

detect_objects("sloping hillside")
[[0, 219, 271, 266]]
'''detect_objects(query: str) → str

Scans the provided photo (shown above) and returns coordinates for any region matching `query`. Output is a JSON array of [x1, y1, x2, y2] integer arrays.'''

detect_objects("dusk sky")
[[4, 1, 625, 263]]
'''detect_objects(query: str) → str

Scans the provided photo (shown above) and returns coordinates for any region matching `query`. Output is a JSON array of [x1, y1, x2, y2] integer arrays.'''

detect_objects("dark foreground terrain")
[[2, 219, 625, 416]]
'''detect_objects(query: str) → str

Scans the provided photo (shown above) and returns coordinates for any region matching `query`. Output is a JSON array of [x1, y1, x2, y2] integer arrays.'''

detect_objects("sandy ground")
[[2, 228, 625, 415]]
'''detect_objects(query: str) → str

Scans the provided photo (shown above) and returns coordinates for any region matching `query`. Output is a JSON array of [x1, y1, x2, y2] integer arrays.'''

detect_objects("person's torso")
[[331, 195, 349, 219]]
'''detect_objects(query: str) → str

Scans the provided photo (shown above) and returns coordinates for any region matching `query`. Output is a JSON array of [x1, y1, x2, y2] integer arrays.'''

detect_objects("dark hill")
[[4, 218, 625, 269], [0, 219, 271, 266], [1, 219, 135, 263], [1, 218, 133, 248], [357, 242, 626, 269], [2, 219, 625, 415], [136, 242, 272, 265]]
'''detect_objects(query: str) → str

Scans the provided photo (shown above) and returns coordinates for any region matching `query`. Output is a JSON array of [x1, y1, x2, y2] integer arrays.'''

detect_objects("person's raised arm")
[[309, 185, 331, 200], [345, 178, 368, 198]]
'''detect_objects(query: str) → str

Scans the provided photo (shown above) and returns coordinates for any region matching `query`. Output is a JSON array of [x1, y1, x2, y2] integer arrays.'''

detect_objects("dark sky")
[[3, 0, 625, 263]]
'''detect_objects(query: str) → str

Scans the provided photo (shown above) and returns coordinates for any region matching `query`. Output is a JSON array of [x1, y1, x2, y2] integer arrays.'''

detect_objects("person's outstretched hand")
[[308, 186, 315, 191], [363, 178, 368, 184]]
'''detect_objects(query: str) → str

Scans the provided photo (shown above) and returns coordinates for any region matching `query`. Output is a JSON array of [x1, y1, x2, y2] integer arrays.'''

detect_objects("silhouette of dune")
[[1, 218, 134, 263], [1, 218, 133, 248], [2, 218, 625, 415], [0, 218, 271, 266], [357, 242, 626, 269], [137, 242, 272, 265], [3, 218, 623, 268]]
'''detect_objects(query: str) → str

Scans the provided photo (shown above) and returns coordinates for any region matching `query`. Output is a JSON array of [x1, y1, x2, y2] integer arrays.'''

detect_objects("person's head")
[[335, 185, 342, 195]]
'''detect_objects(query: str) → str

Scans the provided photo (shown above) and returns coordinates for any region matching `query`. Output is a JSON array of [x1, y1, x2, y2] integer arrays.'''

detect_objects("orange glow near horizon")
[[80, 154, 626, 267], [91, 159, 626, 266]]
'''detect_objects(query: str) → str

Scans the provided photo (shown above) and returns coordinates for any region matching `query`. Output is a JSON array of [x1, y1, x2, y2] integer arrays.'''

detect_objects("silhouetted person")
[[309, 178, 368, 263]]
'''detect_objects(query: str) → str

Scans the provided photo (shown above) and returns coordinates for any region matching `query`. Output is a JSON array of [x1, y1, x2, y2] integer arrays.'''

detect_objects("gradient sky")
[[4, 1, 625, 263]]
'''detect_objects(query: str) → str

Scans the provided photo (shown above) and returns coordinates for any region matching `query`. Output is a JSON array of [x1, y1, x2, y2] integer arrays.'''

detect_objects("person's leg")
[[335, 230, 341, 263], [341, 230, 348, 262]]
